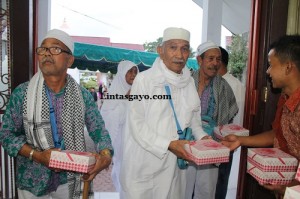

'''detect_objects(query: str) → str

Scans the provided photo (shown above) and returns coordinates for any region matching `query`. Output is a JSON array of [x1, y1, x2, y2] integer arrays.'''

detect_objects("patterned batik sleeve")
[[0, 83, 28, 157], [81, 87, 113, 154]]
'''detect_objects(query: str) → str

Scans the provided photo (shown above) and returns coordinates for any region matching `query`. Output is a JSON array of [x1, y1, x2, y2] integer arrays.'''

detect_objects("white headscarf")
[[101, 60, 139, 111]]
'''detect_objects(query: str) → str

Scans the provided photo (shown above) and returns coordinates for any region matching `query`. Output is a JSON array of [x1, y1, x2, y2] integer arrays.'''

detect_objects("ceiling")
[[192, 0, 251, 34]]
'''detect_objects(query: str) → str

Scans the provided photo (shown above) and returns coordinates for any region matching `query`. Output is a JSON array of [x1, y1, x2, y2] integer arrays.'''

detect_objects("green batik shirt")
[[0, 81, 113, 196]]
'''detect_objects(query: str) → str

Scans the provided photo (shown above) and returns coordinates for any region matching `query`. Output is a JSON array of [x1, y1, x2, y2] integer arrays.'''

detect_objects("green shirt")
[[0, 82, 113, 196]]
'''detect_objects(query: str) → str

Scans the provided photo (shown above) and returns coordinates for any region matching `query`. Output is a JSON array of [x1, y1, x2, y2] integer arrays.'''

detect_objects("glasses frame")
[[36, 46, 72, 56]]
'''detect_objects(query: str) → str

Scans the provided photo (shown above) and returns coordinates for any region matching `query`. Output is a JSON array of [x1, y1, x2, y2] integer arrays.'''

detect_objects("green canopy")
[[72, 42, 199, 74]]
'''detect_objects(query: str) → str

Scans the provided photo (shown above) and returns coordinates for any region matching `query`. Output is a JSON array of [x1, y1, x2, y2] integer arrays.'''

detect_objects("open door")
[[237, 0, 289, 198]]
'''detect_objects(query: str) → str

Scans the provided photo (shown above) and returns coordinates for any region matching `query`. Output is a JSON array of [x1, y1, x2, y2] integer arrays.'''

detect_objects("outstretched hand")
[[221, 134, 241, 151], [168, 140, 193, 162]]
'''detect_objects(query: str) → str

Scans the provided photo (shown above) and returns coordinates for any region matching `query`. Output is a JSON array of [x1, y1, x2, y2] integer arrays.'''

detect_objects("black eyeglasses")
[[36, 47, 72, 55]]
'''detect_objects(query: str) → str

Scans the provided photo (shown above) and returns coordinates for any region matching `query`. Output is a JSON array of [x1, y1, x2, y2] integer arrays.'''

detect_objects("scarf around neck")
[[23, 71, 89, 198], [151, 57, 200, 113], [192, 70, 238, 125]]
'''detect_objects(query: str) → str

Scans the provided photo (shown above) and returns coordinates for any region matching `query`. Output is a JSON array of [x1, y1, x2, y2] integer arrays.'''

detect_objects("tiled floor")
[[93, 164, 115, 192], [93, 164, 120, 199], [85, 128, 119, 199]]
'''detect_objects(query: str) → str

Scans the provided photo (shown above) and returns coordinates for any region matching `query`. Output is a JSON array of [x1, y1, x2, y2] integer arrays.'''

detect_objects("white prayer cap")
[[162, 27, 190, 43], [43, 29, 74, 54], [196, 40, 219, 56]]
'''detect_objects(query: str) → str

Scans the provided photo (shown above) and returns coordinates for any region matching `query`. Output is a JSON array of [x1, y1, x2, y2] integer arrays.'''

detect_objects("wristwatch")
[[100, 149, 111, 157]]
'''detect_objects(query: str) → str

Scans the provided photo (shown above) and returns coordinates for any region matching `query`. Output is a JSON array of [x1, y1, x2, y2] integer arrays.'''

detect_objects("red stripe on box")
[[187, 153, 229, 165], [66, 152, 74, 162], [278, 158, 285, 165], [247, 169, 292, 185], [247, 157, 297, 172]]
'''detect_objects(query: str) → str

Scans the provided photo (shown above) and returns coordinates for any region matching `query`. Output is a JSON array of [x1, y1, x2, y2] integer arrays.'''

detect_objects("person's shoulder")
[[134, 68, 155, 81], [224, 73, 240, 81], [215, 74, 227, 82], [191, 69, 199, 78], [140, 67, 155, 76], [223, 73, 244, 88], [12, 81, 29, 94], [215, 75, 234, 90], [8, 82, 29, 104]]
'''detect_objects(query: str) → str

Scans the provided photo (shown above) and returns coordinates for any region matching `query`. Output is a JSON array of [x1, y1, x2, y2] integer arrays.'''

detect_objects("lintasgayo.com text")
[[101, 93, 171, 101]]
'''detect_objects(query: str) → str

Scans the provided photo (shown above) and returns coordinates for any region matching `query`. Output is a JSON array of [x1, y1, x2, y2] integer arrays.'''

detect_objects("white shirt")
[[120, 58, 207, 199]]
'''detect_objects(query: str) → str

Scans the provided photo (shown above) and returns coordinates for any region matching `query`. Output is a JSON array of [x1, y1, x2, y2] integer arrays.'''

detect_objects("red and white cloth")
[[247, 148, 298, 172], [284, 185, 300, 199], [214, 124, 249, 140], [184, 139, 230, 165], [49, 150, 96, 173]]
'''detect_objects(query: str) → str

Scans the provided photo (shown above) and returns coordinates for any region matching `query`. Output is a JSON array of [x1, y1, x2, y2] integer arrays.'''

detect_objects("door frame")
[[237, 0, 289, 198]]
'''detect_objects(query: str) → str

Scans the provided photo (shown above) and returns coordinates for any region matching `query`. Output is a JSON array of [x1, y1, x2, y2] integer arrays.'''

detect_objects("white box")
[[214, 124, 249, 140], [49, 150, 96, 173], [247, 161, 295, 185], [247, 148, 298, 172], [184, 139, 230, 165]]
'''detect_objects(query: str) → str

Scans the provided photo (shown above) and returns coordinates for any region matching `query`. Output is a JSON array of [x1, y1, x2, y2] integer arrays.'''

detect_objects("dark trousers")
[[215, 151, 234, 199]]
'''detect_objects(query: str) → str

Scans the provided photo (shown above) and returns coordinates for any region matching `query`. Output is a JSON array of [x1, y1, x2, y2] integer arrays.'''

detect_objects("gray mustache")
[[41, 58, 54, 64]]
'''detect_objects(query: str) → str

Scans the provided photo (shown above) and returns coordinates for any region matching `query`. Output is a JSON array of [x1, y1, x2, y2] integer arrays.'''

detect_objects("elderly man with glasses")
[[0, 29, 113, 199]]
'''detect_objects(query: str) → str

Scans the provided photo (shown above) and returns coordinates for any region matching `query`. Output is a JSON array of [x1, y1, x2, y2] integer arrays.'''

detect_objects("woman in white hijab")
[[101, 60, 139, 192]]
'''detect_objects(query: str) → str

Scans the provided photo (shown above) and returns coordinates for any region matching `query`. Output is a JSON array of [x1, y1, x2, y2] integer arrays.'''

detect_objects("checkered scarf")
[[23, 71, 93, 198], [192, 70, 238, 125]]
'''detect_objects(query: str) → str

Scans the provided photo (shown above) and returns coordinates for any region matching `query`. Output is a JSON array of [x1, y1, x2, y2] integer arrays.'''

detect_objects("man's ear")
[[196, 56, 203, 66], [157, 45, 162, 53], [157, 46, 163, 59], [285, 61, 294, 75], [67, 55, 75, 68]]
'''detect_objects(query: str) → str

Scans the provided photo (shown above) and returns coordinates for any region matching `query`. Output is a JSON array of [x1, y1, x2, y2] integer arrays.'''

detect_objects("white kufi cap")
[[162, 27, 190, 43], [43, 29, 74, 54], [196, 40, 219, 56]]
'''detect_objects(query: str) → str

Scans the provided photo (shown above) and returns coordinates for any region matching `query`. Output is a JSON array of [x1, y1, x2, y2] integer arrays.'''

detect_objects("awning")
[[72, 42, 199, 74]]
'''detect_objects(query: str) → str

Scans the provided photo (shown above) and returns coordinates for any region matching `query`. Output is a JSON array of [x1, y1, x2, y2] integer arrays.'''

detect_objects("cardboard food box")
[[247, 148, 298, 185], [184, 139, 230, 165], [295, 163, 300, 182], [214, 124, 249, 140], [284, 185, 300, 199], [49, 150, 96, 173], [247, 161, 296, 185], [247, 148, 298, 172]]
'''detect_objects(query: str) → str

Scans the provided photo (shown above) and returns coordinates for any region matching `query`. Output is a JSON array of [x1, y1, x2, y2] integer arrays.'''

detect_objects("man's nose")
[[175, 49, 184, 58]]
